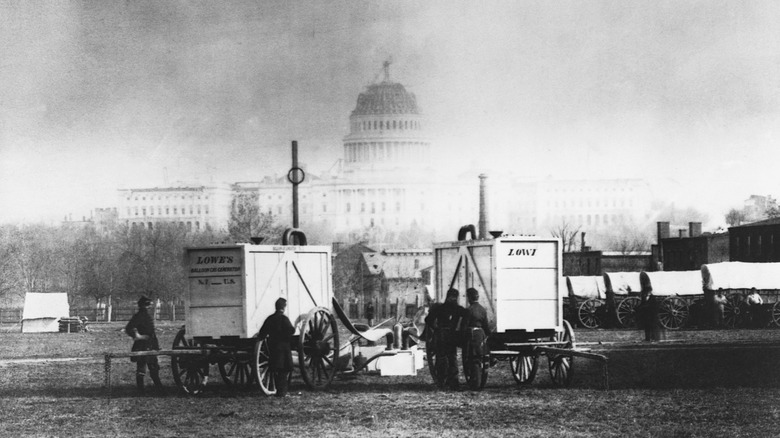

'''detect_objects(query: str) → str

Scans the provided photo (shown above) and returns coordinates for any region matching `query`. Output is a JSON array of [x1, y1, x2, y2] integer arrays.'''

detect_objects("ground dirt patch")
[[1, 323, 778, 437]]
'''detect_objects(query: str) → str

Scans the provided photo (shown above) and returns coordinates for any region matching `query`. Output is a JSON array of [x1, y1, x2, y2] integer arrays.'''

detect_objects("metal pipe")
[[478, 174, 488, 239], [292, 141, 299, 228]]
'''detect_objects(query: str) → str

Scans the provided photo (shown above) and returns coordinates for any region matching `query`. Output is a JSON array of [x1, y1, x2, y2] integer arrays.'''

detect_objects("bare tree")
[[7, 224, 58, 294], [725, 208, 746, 226], [607, 225, 652, 254], [549, 221, 582, 252], [228, 191, 285, 243], [0, 225, 22, 306]]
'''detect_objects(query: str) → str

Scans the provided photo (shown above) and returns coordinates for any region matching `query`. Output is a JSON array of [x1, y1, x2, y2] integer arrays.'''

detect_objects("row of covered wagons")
[[565, 261, 780, 330]]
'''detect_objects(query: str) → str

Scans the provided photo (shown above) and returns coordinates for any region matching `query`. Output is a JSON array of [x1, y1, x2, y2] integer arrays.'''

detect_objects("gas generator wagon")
[[171, 234, 340, 395], [429, 226, 577, 389]]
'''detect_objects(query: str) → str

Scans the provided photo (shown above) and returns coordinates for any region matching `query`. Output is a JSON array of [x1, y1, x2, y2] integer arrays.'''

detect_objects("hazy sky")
[[1, 1, 778, 225]]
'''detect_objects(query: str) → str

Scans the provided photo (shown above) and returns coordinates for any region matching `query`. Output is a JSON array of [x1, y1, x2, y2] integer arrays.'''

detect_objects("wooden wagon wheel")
[[218, 347, 255, 387], [548, 320, 575, 387], [171, 327, 209, 395], [577, 298, 603, 329], [298, 307, 340, 390], [772, 302, 780, 328], [724, 294, 745, 328], [252, 338, 283, 396], [616, 297, 641, 328], [510, 354, 538, 385], [658, 297, 689, 330]]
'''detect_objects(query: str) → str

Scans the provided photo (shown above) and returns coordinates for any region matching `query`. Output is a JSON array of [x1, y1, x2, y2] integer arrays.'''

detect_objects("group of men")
[[424, 287, 492, 391]]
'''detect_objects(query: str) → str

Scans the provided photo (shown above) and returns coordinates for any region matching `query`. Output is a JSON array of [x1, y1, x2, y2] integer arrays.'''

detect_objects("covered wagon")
[[565, 276, 607, 329], [638, 270, 703, 329], [603, 272, 643, 328], [701, 262, 780, 328]]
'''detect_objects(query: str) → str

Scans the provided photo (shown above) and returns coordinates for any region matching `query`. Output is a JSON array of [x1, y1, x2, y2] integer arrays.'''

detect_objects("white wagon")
[[430, 226, 576, 389], [172, 231, 339, 395]]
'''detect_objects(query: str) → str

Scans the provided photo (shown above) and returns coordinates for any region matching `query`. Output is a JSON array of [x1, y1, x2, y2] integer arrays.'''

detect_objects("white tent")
[[21, 293, 69, 333]]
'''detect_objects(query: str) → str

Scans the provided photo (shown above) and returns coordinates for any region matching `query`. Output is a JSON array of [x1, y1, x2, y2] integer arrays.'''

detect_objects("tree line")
[[0, 192, 288, 309]]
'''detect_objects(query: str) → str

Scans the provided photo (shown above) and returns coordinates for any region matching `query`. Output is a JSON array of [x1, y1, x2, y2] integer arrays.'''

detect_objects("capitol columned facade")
[[114, 63, 655, 248]]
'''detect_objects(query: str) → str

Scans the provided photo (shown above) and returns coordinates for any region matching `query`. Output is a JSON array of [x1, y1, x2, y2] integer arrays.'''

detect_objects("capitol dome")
[[351, 81, 420, 116], [343, 61, 430, 172]]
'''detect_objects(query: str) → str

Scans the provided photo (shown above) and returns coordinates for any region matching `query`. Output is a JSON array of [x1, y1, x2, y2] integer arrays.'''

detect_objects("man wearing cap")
[[424, 288, 467, 390], [258, 297, 295, 397], [125, 296, 163, 394], [465, 288, 491, 336]]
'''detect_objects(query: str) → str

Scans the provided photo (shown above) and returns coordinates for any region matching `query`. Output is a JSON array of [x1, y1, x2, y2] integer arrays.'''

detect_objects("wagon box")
[[185, 244, 333, 339], [433, 236, 564, 335]]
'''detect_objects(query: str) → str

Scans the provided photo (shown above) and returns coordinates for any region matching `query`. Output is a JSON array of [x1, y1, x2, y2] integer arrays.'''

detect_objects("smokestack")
[[657, 222, 670, 242], [678, 229, 688, 238], [689, 222, 702, 238], [478, 174, 488, 239]]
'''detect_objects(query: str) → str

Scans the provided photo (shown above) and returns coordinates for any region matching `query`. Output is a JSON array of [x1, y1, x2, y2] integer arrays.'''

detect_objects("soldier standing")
[[125, 296, 164, 394], [258, 297, 295, 397], [425, 288, 467, 390], [465, 288, 491, 336]]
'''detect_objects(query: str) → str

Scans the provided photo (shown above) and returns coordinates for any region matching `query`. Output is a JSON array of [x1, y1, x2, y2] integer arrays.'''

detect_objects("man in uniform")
[[424, 288, 467, 390], [125, 296, 164, 394], [465, 288, 491, 336], [463, 288, 492, 390], [258, 297, 295, 397]]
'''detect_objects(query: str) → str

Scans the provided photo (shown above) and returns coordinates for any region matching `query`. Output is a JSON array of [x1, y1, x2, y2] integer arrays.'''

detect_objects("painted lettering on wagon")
[[195, 256, 235, 264], [507, 248, 537, 256]]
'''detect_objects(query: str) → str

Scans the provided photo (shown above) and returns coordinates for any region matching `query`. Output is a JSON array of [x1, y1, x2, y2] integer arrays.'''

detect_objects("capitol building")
[[117, 63, 480, 243], [115, 63, 654, 247]]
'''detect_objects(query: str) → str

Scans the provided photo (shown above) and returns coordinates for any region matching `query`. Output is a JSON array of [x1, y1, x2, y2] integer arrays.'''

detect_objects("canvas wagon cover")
[[565, 276, 606, 299], [640, 271, 702, 296], [701, 262, 780, 290], [603, 272, 641, 296], [21, 293, 69, 333]]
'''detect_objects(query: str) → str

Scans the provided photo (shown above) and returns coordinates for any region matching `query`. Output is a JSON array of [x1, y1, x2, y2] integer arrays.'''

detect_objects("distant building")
[[92, 208, 118, 234], [563, 250, 653, 276], [506, 177, 654, 240], [658, 221, 730, 271], [729, 217, 780, 262], [116, 183, 232, 232], [238, 61, 478, 243], [332, 242, 431, 320], [742, 195, 777, 223], [106, 62, 661, 245]]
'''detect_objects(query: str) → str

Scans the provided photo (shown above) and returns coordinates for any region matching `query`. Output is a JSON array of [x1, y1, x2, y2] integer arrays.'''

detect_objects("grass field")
[[1, 322, 779, 437]]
